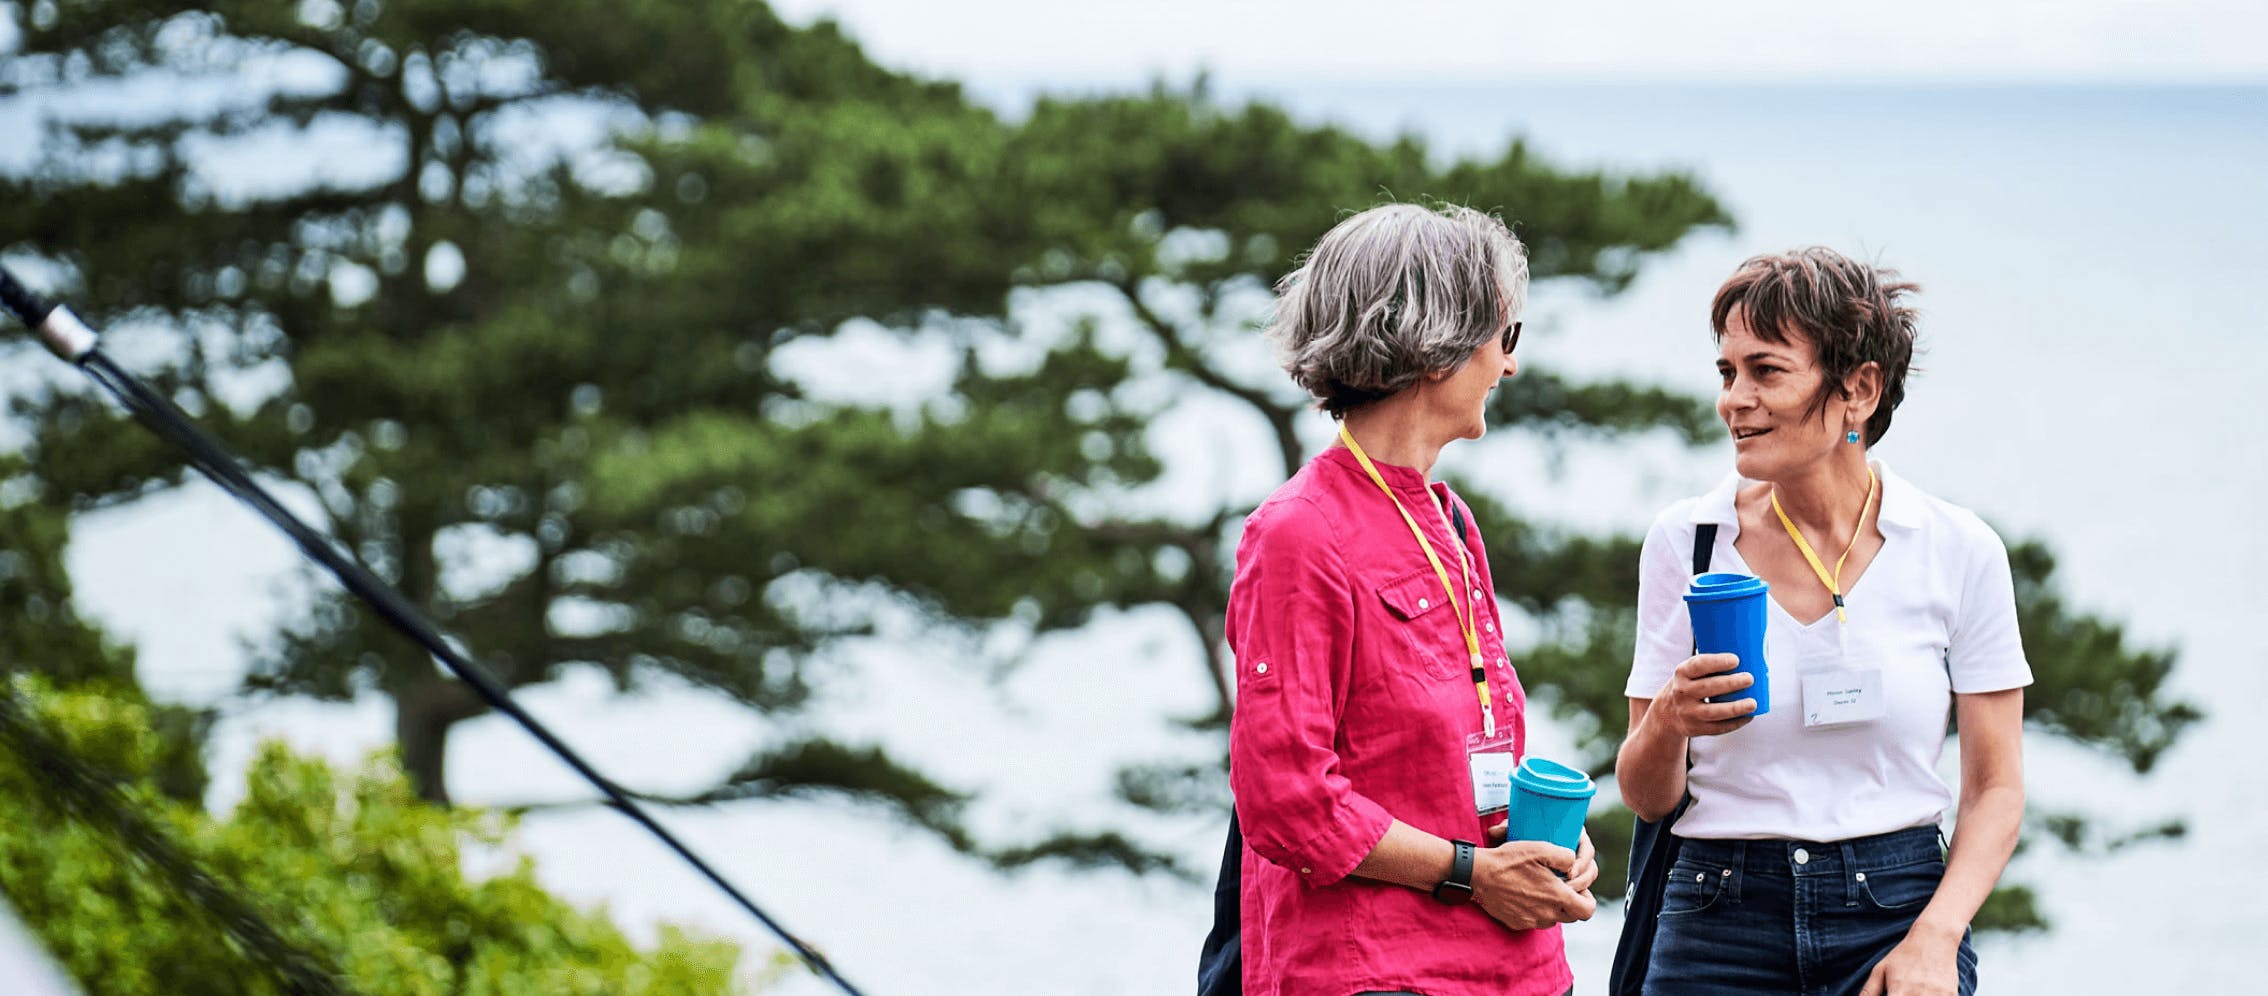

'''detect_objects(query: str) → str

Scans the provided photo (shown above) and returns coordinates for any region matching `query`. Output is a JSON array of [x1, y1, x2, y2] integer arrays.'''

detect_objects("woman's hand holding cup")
[[1652, 652, 1760, 738], [1567, 830, 1598, 895], [1488, 822, 1600, 895], [1471, 839, 1597, 930]]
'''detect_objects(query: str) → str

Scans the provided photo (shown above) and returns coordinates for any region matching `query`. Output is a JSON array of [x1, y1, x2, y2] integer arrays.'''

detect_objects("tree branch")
[[1110, 277, 1304, 477]]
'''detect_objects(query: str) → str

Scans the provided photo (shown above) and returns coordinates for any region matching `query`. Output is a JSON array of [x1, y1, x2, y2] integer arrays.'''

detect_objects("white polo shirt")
[[1625, 462, 2033, 842]]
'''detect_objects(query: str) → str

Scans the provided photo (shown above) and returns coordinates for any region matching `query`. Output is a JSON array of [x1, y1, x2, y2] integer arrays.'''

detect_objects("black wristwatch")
[[1431, 839, 1477, 905]]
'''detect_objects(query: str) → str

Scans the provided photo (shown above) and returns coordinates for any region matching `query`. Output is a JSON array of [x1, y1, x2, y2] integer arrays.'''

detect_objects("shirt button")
[[1299, 867, 1312, 875], [1255, 662, 1268, 675], [1471, 588, 1483, 601], [1417, 597, 1430, 610], [1485, 622, 1496, 633], [1793, 848, 1811, 865]]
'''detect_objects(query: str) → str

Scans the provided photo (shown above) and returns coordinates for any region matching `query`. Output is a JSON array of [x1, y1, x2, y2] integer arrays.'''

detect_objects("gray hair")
[[1264, 202, 1529, 416]]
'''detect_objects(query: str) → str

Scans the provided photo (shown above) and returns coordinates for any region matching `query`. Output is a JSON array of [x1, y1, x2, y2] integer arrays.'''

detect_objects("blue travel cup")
[[1682, 571, 1771, 716], [1503, 757, 1596, 852]]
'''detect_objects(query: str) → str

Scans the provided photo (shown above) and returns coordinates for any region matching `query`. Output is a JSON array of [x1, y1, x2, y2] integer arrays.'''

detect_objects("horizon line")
[[933, 68, 2268, 93]]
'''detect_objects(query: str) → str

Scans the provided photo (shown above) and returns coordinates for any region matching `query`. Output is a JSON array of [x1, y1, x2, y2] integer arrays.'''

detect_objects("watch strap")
[[1432, 839, 1477, 904]]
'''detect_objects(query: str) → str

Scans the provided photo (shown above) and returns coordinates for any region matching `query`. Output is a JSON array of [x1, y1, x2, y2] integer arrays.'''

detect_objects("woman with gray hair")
[[1221, 203, 1595, 996]]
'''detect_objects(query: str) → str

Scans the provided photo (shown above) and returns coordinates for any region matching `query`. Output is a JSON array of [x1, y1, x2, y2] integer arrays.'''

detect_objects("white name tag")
[[1802, 667, 1886, 729], [1469, 750, 1517, 816]]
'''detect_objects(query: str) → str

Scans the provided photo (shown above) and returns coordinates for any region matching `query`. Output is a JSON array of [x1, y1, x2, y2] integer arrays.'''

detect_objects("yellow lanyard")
[[1338, 423, 1495, 737], [1769, 468, 1878, 625]]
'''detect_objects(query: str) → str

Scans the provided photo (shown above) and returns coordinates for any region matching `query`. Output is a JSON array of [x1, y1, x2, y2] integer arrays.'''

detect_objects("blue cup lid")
[[1511, 757, 1596, 799], [1684, 571, 1768, 603]]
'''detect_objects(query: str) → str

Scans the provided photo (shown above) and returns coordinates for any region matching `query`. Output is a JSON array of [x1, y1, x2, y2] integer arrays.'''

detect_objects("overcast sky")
[[768, 0, 2268, 85]]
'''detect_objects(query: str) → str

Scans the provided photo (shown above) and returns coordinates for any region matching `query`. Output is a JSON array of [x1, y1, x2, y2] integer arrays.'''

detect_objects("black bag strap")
[[1195, 810, 1242, 996], [1608, 521, 1714, 996]]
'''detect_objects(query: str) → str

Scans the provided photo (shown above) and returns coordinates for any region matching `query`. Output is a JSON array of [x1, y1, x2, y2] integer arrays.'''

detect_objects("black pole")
[[0, 267, 865, 996]]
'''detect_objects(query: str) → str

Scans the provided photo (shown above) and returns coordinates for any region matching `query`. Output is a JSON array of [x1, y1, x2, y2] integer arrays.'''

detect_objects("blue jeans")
[[1643, 826, 1977, 996]]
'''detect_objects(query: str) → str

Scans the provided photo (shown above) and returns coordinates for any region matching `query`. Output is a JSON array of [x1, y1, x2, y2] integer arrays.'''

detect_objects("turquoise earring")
[[1846, 429, 1862, 445]]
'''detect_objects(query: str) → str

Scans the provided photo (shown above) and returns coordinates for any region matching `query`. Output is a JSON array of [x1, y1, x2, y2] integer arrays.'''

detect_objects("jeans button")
[[1793, 847, 1811, 865]]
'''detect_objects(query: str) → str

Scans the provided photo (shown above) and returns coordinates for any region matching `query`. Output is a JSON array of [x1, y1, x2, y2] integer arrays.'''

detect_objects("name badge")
[[1466, 731, 1518, 816], [1802, 667, 1886, 729]]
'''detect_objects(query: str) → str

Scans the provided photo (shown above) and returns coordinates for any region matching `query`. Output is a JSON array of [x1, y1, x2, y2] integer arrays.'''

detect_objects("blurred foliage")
[[2003, 538, 2200, 774], [1583, 802, 1641, 911], [0, 0, 1117, 829], [1970, 884, 2047, 937], [991, 831, 1194, 880], [1, 457, 210, 801], [0, 0, 2200, 945], [0, 678, 753, 994]]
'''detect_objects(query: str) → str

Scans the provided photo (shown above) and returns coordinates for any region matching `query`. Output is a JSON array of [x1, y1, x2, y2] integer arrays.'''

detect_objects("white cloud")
[[770, 0, 2268, 83]]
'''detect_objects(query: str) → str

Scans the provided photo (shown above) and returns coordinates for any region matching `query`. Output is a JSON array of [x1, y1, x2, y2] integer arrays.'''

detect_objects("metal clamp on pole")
[[0, 267, 99, 363]]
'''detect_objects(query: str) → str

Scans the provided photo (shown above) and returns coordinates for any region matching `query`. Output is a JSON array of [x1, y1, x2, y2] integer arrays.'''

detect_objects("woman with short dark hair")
[[1616, 248, 2030, 996], [1227, 202, 1595, 996]]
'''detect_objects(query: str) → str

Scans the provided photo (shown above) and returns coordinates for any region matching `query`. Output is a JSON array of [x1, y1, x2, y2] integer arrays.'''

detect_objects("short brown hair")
[[1710, 248, 1919, 446]]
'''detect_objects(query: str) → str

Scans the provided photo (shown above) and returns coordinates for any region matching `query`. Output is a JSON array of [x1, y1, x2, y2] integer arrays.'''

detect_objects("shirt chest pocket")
[[1374, 567, 1468, 681]]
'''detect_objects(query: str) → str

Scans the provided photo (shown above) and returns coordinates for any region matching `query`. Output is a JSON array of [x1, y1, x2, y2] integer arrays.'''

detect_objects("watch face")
[[1431, 881, 1474, 905]]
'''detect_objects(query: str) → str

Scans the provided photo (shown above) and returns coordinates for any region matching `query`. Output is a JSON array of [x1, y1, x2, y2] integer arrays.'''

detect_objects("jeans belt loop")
[[1840, 840, 1861, 907], [1726, 841, 1746, 904]]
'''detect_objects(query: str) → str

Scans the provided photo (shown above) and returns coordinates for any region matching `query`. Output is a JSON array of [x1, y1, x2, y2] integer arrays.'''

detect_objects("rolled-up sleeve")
[[1227, 496, 1391, 886]]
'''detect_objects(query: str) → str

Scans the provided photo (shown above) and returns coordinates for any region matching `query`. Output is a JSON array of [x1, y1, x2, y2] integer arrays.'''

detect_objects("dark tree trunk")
[[394, 672, 487, 805]]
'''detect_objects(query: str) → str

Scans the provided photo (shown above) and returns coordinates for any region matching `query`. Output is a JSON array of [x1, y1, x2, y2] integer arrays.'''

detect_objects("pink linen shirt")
[[1227, 445, 1570, 996]]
